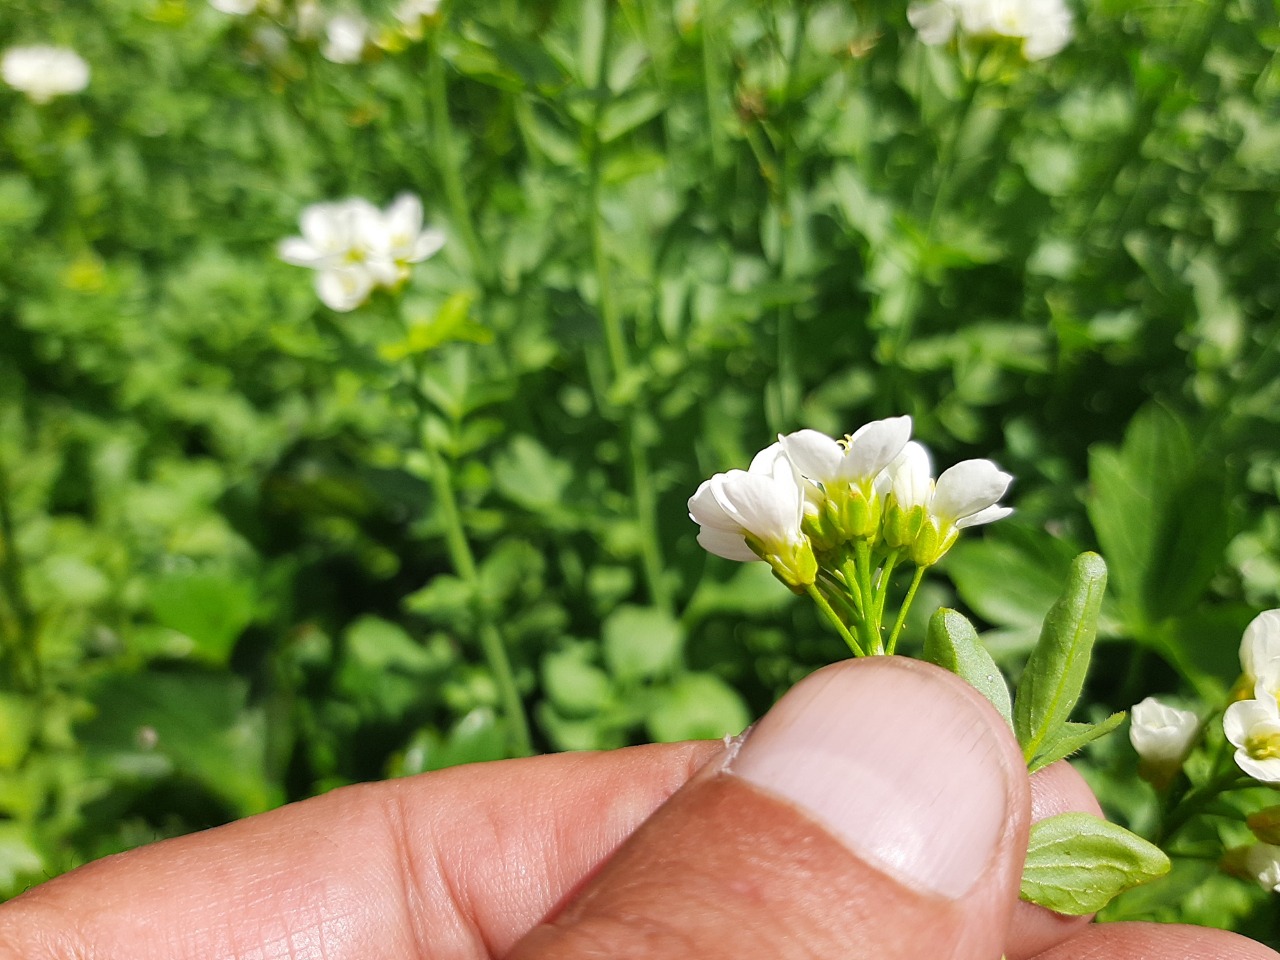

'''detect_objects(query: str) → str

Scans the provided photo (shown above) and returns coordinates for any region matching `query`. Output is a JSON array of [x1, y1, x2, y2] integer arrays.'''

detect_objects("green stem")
[[873, 549, 901, 628], [886, 566, 927, 655], [427, 38, 490, 287], [855, 539, 880, 653], [840, 557, 864, 619], [1155, 763, 1251, 846], [585, 5, 671, 614], [806, 583, 865, 657], [0, 458, 37, 694], [427, 446, 533, 756]]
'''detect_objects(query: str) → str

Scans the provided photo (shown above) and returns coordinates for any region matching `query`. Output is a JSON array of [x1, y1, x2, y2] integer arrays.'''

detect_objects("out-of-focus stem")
[[427, 38, 490, 287], [586, 3, 672, 614], [427, 445, 533, 756], [0, 458, 37, 694]]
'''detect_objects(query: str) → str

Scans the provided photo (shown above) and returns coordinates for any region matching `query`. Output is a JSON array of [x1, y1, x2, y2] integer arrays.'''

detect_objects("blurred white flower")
[[778, 417, 913, 542], [907, 0, 1072, 60], [1246, 844, 1280, 893], [395, 0, 442, 27], [1129, 697, 1198, 788], [1, 45, 90, 103], [883, 440, 1013, 565], [322, 12, 368, 64], [1241, 610, 1280, 693], [370, 193, 447, 285], [1225, 692, 1280, 783], [279, 195, 445, 311], [688, 443, 817, 588], [209, 0, 259, 14], [295, 1, 326, 39]]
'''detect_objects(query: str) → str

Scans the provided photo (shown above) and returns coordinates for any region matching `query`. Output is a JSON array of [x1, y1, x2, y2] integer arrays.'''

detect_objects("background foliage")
[[2, 0, 1279, 940]]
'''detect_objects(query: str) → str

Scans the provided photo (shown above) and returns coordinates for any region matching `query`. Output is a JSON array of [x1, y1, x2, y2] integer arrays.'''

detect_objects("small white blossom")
[[1246, 844, 1280, 893], [1225, 691, 1280, 783], [907, 0, 1072, 61], [1241, 610, 1280, 693], [688, 443, 817, 587], [371, 193, 447, 285], [883, 440, 1013, 565], [778, 417, 913, 542], [322, 12, 369, 64], [278, 195, 445, 311], [1, 46, 90, 103], [1129, 697, 1198, 788], [395, 0, 442, 27], [209, 0, 259, 14]]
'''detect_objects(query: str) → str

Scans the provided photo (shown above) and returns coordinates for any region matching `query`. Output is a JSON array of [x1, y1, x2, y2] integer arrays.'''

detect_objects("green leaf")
[[924, 609, 1013, 726], [1086, 405, 1229, 626], [1027, 714, 1126, 774], [603, 604, 683, 682], [1013, 553, 1108, 765], [1020, 813, 1171, 915], [646, 673, 750, 742], [147, 567, 258, 666]]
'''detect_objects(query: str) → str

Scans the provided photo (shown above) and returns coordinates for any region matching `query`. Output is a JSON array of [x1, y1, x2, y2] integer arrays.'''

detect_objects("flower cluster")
[[907, 0, 1073, 61], [278, 194, 446, 311], [688, 417, 1012, 654], [1, 45, 90, 104], [209, 0, 439, 60]]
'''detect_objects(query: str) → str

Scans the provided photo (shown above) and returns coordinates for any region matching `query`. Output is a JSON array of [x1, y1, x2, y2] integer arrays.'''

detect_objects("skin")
[[1, 677, 1276, 959]]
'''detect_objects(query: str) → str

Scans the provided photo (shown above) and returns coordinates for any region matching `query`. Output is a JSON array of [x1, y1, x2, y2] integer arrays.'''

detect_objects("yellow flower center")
[[1247, 731, 1280, 761]]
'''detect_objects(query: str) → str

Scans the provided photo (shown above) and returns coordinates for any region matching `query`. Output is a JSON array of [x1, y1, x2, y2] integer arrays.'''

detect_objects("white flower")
[[395, 0, 442, 27], [279, 194, 446, 310], [688, 443, 817, 588], [778, 417, 913, 542], [1225, 691, 1280, 783], [370, 194, 447, 285], [209, 0, 259, 14], [883, 440, 1013, 564], [1246, 844, 1280, 893], [279, 198, 382, 311], [1241, 610, 1280, 690], [322, 13, 368, 64], [1, 46, 90, 103], [907, 0, 1072, 60], [1129, 697, 1198, 788]]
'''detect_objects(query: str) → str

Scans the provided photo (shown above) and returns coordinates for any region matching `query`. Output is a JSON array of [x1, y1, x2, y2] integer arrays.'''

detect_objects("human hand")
[[1, 657, 1275, 959]]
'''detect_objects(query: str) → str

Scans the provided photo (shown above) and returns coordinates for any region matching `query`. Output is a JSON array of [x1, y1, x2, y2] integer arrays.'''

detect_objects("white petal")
[[316, 266, 373, 311], [688, 477, 738, 532], [298, 203, 339, 249], [931, 459, 1012, 525], [384, 193, 424, 240], [697, 526, 759, 562], [954, 504, 1014, 529], [843, 415, 913, 481], [277, 236, 327, 267], [409, 227, 447, 262], [1241, 610, 1280, 677], [710, 471, 796, 545], [778, 429, 843, 484], [889, 441, 933, 510], [1236, 751, 1280, 784], [1225, 699, 1278, 747], [907, 1, 958, 45]]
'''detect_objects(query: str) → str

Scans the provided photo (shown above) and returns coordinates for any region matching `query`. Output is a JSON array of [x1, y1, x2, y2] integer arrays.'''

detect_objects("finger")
[[509, 657, 1031, 960], [1030, 920, 1280, 959], [1006, 759, 1104, 959], [0, 739, 720, 960]]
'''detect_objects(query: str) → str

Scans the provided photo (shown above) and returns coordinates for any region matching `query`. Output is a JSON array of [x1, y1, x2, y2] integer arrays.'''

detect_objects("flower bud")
[[1129, 697, 1198, 790], [1248, 807, 1280, 845]]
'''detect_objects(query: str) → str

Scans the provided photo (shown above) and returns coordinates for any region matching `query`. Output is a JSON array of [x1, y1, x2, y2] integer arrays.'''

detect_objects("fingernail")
[[729, 657, 1014, 899]]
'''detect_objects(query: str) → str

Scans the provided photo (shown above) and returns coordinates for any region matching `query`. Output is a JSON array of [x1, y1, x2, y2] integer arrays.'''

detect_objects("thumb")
[[510, 657, 1030, 960]]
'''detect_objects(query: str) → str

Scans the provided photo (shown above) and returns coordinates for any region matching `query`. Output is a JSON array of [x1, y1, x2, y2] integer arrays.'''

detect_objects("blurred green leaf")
[[646, 673, 749, 742], [603, 604, 683, 682]]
